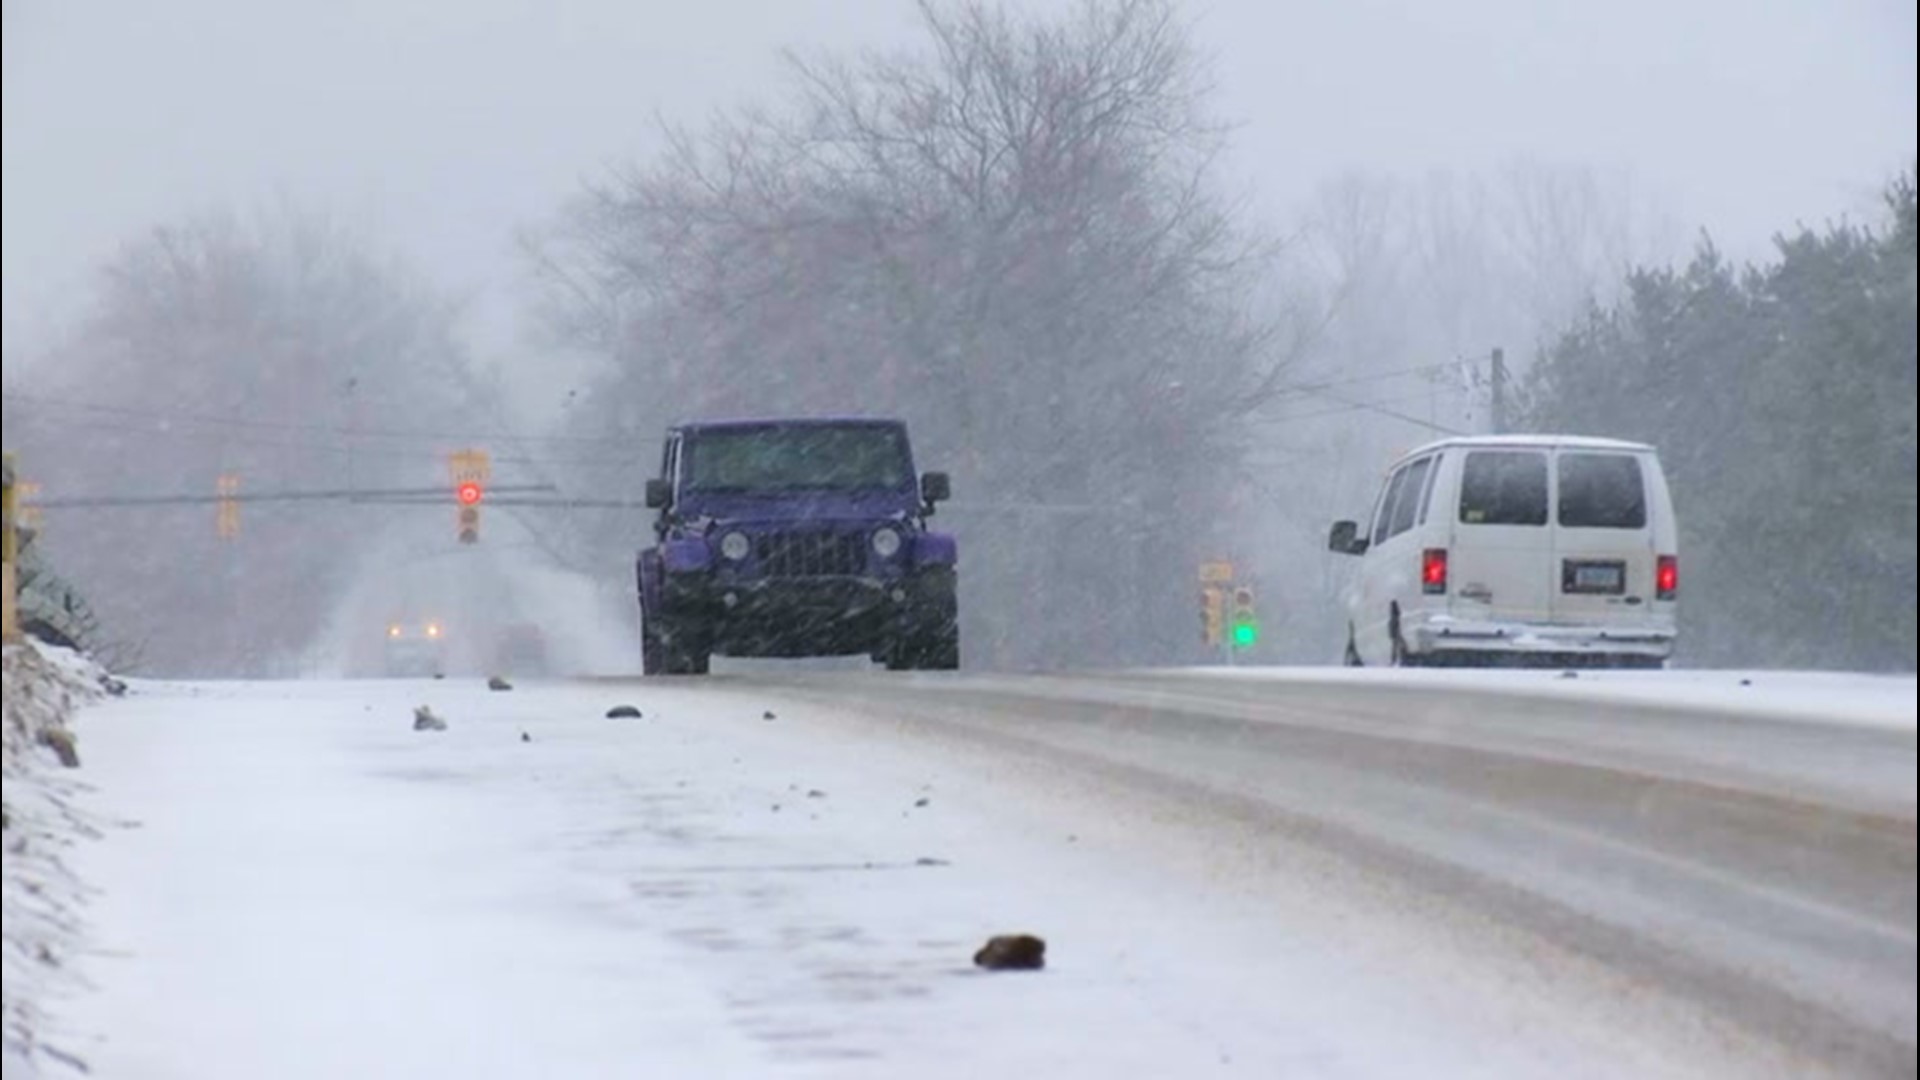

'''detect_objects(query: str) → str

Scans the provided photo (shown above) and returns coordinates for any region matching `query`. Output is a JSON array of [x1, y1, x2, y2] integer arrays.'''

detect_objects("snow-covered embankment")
[[3, 641, 116, 1077]]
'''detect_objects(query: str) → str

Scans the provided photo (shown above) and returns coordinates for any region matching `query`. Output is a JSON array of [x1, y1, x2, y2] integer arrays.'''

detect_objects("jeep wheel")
[[642, 622, 667, 676], [647, 617, 710, 676], [919, 629, 960, 670], [889, 571, 959, 671], [886, 627, 959, 671]]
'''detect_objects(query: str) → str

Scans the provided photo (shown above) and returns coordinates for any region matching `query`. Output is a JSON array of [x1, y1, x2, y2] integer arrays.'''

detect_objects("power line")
[[32, 483, 560, 509], [1264, 361, 1457, 399], [6, 390, 638, 446], [1251, 387, 1471, 433], [2, 408, 641, 468]]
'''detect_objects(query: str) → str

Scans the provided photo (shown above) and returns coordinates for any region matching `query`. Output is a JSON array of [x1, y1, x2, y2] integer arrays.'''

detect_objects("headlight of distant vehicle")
[[871, 527, 903, 558], [719, 531, 751, 561]]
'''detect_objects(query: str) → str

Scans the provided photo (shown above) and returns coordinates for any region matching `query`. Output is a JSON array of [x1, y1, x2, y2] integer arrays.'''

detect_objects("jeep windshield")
[[682, 425, 912, 494]]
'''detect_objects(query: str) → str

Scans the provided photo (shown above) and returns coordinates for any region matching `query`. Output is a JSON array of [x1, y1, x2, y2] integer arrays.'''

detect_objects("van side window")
[[1459, 451, 1548, 525], [1388, 457, 1433, 538], [1415, 454, 1441, 525], [1371, 466, 1412, 546], [1559, 453, 1646, 528]]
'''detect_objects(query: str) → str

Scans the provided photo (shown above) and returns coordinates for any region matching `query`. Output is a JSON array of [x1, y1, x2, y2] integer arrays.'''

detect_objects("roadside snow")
[[1181, 665, 1919, 729], [2, 640, 111, 1079]]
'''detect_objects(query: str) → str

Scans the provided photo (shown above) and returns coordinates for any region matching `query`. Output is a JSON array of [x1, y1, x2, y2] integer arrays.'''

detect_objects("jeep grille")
[[755, 532, 867, 577]]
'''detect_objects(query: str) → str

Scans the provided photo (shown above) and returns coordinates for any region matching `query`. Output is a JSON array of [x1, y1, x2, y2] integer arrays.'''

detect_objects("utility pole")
[[1489, 347, 1507, 435]]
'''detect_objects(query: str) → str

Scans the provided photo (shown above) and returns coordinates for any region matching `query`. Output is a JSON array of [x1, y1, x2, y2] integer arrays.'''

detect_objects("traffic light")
[[1200, 587, 1224, 646], [456, 481, 482, 544], [1229, 585, 1258, 648]]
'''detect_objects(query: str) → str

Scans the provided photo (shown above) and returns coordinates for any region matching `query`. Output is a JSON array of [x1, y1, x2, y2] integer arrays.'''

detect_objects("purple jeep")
[[637, 418, 958, 675]]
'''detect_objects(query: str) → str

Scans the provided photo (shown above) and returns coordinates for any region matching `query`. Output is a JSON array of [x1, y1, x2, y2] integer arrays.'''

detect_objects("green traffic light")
[[1232, 622, 1258, 647]]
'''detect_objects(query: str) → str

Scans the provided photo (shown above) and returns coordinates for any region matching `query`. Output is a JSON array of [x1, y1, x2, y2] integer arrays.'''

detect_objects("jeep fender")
[[912, 531, 957, 569], [662, 538, 713, 574]]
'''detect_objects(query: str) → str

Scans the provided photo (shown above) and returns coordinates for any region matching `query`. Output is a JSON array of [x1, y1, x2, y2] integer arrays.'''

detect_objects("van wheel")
[[1388, 608, 1421, 667]]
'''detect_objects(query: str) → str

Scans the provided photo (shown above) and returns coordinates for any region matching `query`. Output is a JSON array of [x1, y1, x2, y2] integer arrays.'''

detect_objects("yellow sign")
[[1199, 559, 1234, 584], [448, 449, 491, 485], [16, 481, 42, 531], [216, 474, 240, 539], [2, 455, 16, 641]]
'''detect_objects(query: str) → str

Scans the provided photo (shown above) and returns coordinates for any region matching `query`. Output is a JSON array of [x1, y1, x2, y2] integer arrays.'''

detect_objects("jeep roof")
[[672, 416, 907, 433]]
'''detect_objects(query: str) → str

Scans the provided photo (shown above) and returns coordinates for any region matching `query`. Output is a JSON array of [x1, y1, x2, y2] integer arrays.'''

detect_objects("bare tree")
[[526, 0, 1313, 668], [5, 203, 489, 674]]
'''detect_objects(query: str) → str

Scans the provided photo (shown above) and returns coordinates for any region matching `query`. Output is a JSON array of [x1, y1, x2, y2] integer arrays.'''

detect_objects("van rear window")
[[1459, 451, 1548, 525], [1558, 453, 1647, 528]]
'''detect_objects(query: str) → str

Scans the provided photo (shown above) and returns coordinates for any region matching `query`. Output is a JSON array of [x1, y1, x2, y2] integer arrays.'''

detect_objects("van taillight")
[[1422, 548, 1448, 594], [1656, 555, 1678, 600]]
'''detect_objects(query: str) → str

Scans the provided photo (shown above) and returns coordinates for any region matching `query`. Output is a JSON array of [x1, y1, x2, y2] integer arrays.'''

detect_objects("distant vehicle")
[[493, 622, 549, 677], [383, 618, 447, 677], [637, 417, 959, 674], [1327, 435, 1678, 668]]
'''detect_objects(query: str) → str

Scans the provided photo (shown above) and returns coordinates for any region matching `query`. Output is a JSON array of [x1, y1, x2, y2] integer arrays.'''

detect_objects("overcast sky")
[[4, 0, 1914, 358]]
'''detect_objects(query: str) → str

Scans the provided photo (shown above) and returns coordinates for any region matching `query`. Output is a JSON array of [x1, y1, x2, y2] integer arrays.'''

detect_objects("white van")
[[1327, 435, 1678, 668]]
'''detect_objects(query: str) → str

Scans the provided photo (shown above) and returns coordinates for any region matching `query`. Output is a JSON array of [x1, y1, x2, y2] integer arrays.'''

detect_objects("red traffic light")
[[456, 481, 483, 506]]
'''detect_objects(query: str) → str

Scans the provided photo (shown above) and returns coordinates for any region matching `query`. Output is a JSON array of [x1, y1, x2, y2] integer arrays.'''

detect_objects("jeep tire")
[[644, 615, 710, 676], [887, 570, 959, 671]]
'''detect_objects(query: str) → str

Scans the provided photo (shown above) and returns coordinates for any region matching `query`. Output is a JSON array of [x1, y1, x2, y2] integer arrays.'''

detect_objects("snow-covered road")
[[53, 670, 1918, 1078]]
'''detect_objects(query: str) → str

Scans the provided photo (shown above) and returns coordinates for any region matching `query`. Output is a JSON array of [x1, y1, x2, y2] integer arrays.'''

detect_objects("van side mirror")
[[921, 471, 951, 504], [1328, 520, 1367, 555], [645, 479, 671, 510]]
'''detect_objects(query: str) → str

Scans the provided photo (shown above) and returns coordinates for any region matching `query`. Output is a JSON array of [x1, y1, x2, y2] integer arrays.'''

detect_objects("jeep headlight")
[[871, 527, 903, 558], [719, 531, 751, 561]]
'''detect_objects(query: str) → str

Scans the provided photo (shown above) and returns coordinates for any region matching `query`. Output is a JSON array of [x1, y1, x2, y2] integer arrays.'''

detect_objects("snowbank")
[[1179, 665, 1919, 729], [3, 640, 112, 1078]]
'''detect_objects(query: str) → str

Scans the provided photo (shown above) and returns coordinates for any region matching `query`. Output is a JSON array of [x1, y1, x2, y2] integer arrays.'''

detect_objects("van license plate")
[[1563, 561, 1625, 594]]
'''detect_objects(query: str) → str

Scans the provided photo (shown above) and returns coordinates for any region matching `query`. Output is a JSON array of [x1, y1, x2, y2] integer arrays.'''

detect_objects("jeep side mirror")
[[645, 479, 671, 510], [921, 471, 951, 504], [1328, 520, 1366, 555]]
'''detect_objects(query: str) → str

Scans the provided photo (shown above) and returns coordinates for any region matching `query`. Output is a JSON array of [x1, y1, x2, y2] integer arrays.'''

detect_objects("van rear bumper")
[[1408, 614, 1675, 662]]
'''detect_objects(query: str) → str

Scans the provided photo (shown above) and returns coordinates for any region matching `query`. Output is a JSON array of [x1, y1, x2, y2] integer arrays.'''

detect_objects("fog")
[[2, 0, 1914, 675], [7, 0, 1913, 352]]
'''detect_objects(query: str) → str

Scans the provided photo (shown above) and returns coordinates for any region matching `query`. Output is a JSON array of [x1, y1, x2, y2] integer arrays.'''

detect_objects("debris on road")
[[606, 705, 642, 719], [488, 676, 513, 692], [412, 706, 447, 732], [974, 934, 1046, 971], [520, 732, 532, 744], [762, 710, 777, 721]]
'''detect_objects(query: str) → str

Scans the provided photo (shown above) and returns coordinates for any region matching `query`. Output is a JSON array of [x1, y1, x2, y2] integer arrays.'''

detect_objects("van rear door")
[[1450, 449, 1554, 623], [1550, 450, 1657, 624]]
